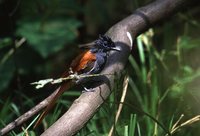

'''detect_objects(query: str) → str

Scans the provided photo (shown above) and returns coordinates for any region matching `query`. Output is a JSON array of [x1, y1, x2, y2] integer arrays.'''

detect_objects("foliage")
[[0, 0, 200, 136], [16, 19, 81, 58]]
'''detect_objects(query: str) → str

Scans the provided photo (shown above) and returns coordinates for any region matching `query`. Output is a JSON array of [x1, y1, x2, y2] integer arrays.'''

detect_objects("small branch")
[[171, 114, 184, 130], [0, 37, 26, 65], [165, 115, 200, 136], [31, 73, 114, 89], [171, 115, 200, 135]]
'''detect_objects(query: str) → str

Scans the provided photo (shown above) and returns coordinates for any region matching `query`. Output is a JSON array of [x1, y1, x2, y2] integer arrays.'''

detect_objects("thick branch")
[[41, 0, 190, 136], [0, 0, 193, 135]]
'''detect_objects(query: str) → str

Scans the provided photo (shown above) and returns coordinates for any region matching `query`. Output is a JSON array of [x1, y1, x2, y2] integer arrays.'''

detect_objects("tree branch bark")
[[0, 0, 193, 135], [41, 0, 190, 136]]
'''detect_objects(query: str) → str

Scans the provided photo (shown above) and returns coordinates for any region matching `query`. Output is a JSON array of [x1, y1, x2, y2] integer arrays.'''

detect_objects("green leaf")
[[129, 114, 137, 136], [16, 19, 81, 58]]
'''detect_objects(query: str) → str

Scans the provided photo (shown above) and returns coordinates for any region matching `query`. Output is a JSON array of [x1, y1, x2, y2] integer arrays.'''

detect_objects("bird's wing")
[[70, 50, 96, 73]]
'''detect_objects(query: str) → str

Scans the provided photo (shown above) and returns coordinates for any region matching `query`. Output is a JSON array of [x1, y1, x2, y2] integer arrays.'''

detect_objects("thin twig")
[[31, 73, 114, 89], [170, 115, 200, 135], [0, 37, 26, 65], [171, 114, 184, 130]]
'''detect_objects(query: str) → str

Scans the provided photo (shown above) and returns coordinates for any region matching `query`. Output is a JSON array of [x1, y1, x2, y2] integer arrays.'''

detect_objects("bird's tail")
[[33, 81, 73, 128]]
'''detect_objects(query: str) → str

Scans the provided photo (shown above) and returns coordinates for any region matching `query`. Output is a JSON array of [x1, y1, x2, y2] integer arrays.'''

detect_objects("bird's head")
[[94, 35, 120, 52]]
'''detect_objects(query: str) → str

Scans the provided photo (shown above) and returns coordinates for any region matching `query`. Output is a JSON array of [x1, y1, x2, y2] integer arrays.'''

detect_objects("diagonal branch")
[[0, 0, 194, 135], [41, 0, 191, 136]]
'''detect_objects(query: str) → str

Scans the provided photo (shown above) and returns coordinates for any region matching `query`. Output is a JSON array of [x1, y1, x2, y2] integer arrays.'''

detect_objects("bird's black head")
[[94, 35, 120, 52]]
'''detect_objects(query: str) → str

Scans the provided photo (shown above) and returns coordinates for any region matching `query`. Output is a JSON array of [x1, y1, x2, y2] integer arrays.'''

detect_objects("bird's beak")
[[111, 46, 121, 51]]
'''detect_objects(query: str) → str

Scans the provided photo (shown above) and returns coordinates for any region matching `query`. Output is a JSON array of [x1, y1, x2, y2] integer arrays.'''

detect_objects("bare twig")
[[165, 115, 200, 136], [31, 73, 114, 89], [171, 114, 184, 130], [0, 37, 26, 65], [171, 115, 200, 135]]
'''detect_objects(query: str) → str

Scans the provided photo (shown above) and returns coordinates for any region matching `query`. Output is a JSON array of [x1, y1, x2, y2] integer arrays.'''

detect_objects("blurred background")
[[0, 0, 200, 135]]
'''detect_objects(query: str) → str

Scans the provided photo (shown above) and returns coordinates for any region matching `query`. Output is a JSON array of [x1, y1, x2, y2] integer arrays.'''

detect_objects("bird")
[[33, 34, 120, 128]]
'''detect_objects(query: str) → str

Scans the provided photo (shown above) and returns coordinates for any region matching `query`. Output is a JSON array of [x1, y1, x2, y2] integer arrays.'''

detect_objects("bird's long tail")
[[33, 81, 73, 128]]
